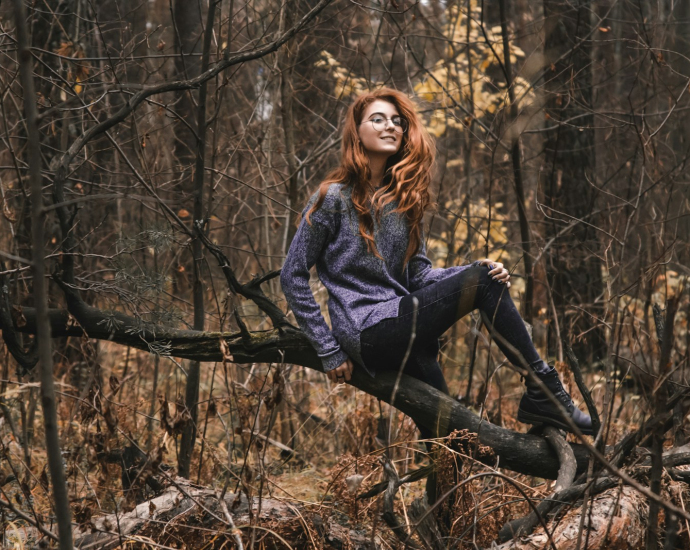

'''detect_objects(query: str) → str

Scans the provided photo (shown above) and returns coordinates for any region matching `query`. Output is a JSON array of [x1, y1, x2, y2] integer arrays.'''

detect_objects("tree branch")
[[47, 0, 334, 177], [9, 287, 593, 481]]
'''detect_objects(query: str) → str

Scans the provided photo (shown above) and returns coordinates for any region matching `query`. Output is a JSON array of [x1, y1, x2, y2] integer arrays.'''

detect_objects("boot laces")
[[551, 378, 573, 411]]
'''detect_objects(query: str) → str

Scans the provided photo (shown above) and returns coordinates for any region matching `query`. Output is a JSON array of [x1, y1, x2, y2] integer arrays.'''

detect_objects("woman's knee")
[[467, 263, 515, 315], [468, 262, 489, 281], [463, 263, 497, 299], [471, 262, 511, 292], [441, 262, 491, 293]]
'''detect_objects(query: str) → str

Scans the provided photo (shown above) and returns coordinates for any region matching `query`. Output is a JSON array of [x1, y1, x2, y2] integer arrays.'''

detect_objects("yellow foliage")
[[413, 2, 535, 136], [314, 51, 369, 98], [616, 272, 689, 359], [426, 109, 448, 137], [55, 41, 90, 96], [448, 199, 509, 248], [314, 1, 535, 139], [427, 197, 510, 268]]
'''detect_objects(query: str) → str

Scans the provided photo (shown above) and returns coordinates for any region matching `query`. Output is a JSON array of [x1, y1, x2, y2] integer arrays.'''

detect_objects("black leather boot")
[[517, 367, 594, 435]]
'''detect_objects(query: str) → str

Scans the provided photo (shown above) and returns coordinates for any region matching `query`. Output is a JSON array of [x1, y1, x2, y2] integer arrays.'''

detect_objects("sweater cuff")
[[320, 348, 349, 372]]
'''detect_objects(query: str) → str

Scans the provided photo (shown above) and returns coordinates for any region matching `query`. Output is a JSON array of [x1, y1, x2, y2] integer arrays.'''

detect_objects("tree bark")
[[11, 1, 73, 548], [493, 484, 648, 550], [499, 0, 534, 323], [541, 0, 606, 364], [278, 3, 300, 248], [72, 477, 381, 549], [647, 298, 680, 549], [498, 425, 577, 541], [171, 0, 203, 186], [171, 0, 204, 479], [178, 0, 217, 480]]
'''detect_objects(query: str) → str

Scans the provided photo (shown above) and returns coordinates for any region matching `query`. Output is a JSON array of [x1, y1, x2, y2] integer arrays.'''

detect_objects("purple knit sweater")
[[280, 183, 471, 373]]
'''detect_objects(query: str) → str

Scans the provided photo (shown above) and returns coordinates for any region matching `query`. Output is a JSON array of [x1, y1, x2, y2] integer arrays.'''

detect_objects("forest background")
[[1, 0, 690, 548]]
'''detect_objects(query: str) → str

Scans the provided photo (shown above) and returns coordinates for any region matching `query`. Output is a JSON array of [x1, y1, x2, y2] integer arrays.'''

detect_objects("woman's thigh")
[[402, 265, 489, 343], [361, 264, 491, 355], [361, 263, 542, 377], [361, 337, 448, 395]]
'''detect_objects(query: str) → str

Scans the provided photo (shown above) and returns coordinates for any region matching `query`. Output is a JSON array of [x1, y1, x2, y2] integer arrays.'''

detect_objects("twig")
[[197, 230, 293, 329], [388, 297, 418, 449], [0, 272, 38, 373], [408, 495, 444, 550], [565, 344, 602, 440], [380, 458, 420, 549], [406, 471, 559, 550], [498, 426, 577, 541], [0, 497, 59, 542], [218, 492, 244, 550], [480, 310, 690, 524], [358, 464, 434, 500], [47, 0, 334, 180]]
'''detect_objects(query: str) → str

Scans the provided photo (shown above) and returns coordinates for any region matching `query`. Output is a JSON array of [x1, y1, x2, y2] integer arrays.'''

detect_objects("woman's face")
[[357, 100, 404, 158]]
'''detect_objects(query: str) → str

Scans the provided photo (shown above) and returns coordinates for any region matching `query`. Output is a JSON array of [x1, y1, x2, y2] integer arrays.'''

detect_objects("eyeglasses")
[[361, 115, 408, 134]]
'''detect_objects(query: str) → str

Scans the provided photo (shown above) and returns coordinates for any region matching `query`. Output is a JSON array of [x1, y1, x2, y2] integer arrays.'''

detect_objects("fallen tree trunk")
[[11, 476, 651, 550], [493, 484, 648, 550], [68, 477, 383, 550], [8, 301, 592, 480], [5, 465, 656, 549]]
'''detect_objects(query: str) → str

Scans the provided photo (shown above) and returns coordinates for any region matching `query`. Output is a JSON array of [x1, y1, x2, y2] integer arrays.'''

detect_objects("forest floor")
[[1, 340, 685, 549]]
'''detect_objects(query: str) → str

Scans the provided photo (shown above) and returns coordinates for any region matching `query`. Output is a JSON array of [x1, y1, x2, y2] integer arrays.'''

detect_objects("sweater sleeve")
[[280, 191, 349, 372], [407, 237, 475, 291]]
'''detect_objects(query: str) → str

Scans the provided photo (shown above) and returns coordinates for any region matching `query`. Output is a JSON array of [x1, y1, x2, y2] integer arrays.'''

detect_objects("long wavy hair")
[[305, 88, 435, 267]]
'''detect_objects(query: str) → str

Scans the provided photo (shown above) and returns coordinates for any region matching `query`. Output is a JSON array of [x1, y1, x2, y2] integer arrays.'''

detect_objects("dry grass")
[[1, 287, 689, 548]]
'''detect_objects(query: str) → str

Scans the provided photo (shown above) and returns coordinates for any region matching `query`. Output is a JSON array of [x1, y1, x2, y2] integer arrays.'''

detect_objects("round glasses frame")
[[362, 115, 409, 134]]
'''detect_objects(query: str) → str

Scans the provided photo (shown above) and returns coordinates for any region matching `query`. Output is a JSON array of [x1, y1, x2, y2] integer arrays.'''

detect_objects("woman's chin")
[[365, 146, 400, 156]]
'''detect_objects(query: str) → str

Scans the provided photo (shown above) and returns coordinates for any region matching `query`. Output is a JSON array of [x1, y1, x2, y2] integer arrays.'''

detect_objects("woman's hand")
[[478, 259, 511, 288], [328, 358, 354, 384]]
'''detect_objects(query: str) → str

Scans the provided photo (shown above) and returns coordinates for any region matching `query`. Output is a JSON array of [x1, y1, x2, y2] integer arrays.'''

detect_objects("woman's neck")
[[368, 155, 388, 187]]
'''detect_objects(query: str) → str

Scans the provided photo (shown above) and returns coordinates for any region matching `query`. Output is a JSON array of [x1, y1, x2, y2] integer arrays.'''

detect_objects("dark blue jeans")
[[360, 263, 545, 439]]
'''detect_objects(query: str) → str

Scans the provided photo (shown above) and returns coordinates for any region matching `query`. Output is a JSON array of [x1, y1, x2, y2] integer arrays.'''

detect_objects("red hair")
[[306, 88, 435, 267]]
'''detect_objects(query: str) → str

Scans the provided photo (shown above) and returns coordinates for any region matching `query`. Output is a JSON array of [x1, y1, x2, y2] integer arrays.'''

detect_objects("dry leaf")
[[2, 199, 16, 223], [12, 306, 26, 328], [220, 338, 234, 364], [345, 474, 364, 494]]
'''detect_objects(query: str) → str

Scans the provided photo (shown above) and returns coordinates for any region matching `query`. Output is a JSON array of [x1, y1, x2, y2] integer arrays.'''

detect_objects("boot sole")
[[517, 409, 594, 436]]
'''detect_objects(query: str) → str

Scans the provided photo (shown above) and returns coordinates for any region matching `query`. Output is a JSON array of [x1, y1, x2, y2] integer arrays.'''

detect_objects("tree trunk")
[[73, 478, 384, 549], [12, 1, 73, 547], [171, 0, 203, 202], [170, 1, 204, 477], [178, 0, 216, 480], [499, 0, 534, 323], [541, 0, 605, 364], [494, 484, 648, 549]]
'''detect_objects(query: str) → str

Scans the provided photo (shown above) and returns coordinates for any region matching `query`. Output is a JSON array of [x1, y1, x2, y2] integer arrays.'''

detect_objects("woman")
[[280, 88, 592, 436]]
